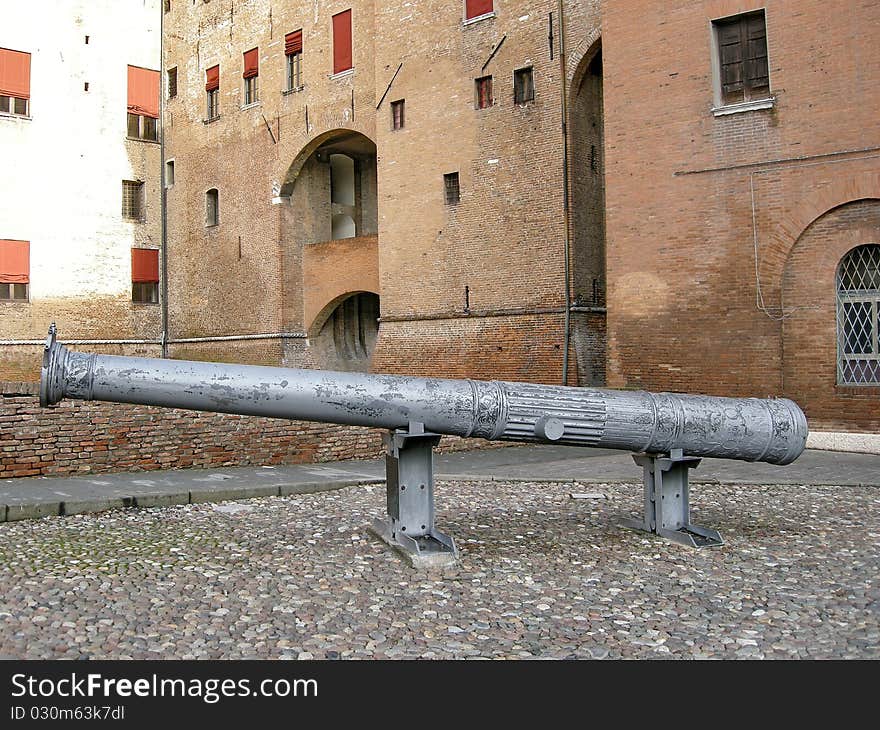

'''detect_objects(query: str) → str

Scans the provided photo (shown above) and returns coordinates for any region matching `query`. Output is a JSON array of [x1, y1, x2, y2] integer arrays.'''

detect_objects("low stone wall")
[[0, 382, 499, 479]]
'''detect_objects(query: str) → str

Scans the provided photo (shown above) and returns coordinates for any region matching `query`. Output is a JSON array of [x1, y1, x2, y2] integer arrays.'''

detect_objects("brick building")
[[601, 0, 879, 431], [3, 1, 877, 437], [161, 0, 606, 387], [0, 1, 163, 380]]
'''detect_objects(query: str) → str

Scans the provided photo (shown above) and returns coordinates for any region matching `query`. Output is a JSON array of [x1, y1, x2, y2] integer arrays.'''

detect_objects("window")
[[0, 48, 31, 117], [837, 244, 880, 385], [475, 75, 493, 109], [713, 10, 770, 107], [205, 64, 220, 119], [332, 10, 353, 75], [131, 248, 159, 304], [514, 67, 534, 104], [0, 239, 29, 301], [127, 65, 160, 140], [243, 48, 259, 105], [167, 67, 177, 99], [285, 30, 303, 91], [465, 0, 493, 21], [206, 188, 219, 227], [122, 180, 144, 220], [164, 0, 171, 12], [165, 160, 174, 187], [444, 172, 460, 205], [391, 99, 404, 130]]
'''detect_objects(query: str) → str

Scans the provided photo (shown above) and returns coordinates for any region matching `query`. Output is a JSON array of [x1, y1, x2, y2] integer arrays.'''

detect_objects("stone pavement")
[[1, 445, 878, 522], [1, 444, 878, 659]]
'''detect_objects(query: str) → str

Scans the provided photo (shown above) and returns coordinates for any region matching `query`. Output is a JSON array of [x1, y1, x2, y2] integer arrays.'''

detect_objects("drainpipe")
[[557, 0, 572, 385], [159, 1, 169, 358]]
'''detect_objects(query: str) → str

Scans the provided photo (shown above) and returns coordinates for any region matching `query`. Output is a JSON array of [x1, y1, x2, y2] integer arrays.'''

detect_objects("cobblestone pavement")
[[0, 480, 877, 659]]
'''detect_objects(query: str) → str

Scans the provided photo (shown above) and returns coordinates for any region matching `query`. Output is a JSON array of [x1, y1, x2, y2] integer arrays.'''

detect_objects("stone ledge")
[[807, 431, 880, 456]]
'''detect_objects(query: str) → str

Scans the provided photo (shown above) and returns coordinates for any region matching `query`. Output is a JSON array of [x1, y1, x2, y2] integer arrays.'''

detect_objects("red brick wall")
[[0, 383, 501, 479], [602, 0, 880, 429]]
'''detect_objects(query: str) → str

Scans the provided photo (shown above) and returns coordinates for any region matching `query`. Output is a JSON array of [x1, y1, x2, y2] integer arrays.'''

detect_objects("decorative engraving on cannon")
[[40, 325, 809, 563]]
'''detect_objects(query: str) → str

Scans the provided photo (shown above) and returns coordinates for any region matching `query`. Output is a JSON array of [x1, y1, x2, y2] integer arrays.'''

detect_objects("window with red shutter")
[[332, 10, 353, 75], [0, 239, 29, 301], [0, 48, 31, 117], [205, 65, 220, 119], [243, 48, 259, 104], [131, 248, 159, 304], [127, 65, 160, 140], [465, 0, 493, 21], [285, 31, 303, 91]]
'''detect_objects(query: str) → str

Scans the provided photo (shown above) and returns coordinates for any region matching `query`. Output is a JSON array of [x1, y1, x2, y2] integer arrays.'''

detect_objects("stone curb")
[[0, 478, 385, 524]]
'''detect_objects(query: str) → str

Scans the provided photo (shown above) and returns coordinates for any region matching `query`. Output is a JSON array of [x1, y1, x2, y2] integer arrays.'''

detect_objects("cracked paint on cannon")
[[40, 327, 808, 465]]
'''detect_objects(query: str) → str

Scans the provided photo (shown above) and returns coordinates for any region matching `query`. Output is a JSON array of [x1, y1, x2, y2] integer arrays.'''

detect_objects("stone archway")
[[568, 38, 606, 386], [277, 130, 380, 371]]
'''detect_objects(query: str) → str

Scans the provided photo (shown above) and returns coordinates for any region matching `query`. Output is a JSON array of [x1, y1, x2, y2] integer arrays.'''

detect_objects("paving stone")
[[0, 480, 876, 659]]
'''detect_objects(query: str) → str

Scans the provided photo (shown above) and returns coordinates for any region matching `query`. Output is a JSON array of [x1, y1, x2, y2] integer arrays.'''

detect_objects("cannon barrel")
[[40, 326, 807, 465]]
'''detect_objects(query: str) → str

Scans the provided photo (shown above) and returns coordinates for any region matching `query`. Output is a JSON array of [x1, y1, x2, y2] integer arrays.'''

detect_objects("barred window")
[[122, 180, 144, 220], [167, 67, 177, 99], [837, 244, 880, 385], [444, 172, 460, 205]]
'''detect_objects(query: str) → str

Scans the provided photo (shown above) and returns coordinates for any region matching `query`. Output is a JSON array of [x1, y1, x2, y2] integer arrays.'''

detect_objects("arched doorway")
[[569, 40, 606, 386], [278, 130, 380, 371], [310, 292, 380, 371]]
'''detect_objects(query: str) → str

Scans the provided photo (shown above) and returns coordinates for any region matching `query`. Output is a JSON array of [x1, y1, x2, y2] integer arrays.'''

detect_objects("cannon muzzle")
[[40, 325, 807, 466]]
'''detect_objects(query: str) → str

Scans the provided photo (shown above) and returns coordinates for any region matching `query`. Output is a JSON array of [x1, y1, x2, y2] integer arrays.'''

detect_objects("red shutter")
[[0, 240, 29, 284], [243, 48, 259, 79], [131, 248, 159, 283], [332, 10, 352, 74], [465, 0, 493, 20], [285, 30, 303, 55], [205, 65, 219, 91], [127, 65, 159, 118], [0, 48, 30, 99]]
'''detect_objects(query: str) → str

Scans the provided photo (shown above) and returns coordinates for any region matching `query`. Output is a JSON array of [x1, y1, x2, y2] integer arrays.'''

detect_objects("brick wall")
[[0, 382, 502, 479], [602, 0, 880, 429]]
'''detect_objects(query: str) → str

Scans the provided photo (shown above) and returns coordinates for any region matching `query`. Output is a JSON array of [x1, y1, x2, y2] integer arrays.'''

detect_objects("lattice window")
[[837, 244, 880, 385], [122, 180, 144, 220]]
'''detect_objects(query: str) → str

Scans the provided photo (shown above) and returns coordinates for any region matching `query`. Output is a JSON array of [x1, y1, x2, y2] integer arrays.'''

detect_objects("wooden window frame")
[[0, 282, 28, 301], [513, 66, 535, 104], [244, 75, 259, 106], [206, 88, 220, 121], [475, 75, 493, 110], [391, 99, 405, 130], [127, 112, 158, 141], [0, 95, 29, 117], [711, 10, 772, 112], [287, 50, 303, 92]]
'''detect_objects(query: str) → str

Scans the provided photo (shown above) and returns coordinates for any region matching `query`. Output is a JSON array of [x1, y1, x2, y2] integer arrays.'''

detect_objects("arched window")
[[837, 244, 880, 384], [206, 188, 219, 227]]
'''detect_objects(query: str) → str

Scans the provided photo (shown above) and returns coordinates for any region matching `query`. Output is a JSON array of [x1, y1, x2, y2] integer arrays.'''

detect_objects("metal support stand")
[[621, 449, 723, 548], [370, 422, 459, 568]]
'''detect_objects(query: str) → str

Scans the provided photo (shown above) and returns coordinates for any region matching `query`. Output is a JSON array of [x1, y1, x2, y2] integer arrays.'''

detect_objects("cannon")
[[40, 325, 807, 562]]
